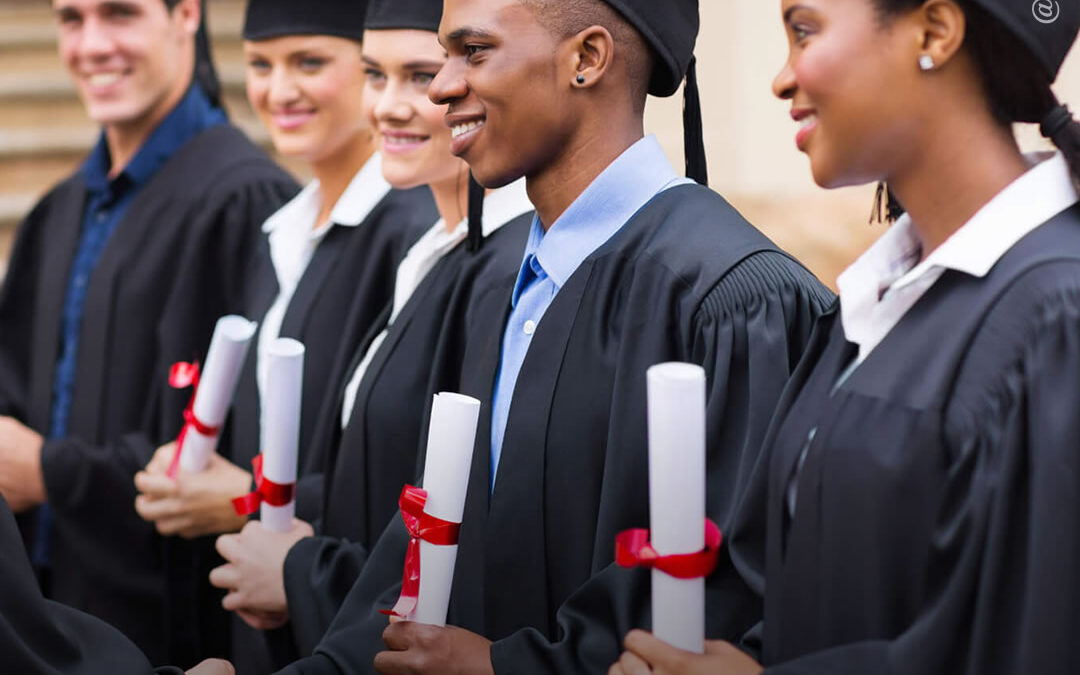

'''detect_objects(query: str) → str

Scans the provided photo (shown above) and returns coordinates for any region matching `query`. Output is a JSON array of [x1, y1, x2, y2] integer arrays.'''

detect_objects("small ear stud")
[[918, 54, 935, 71], [576, 74, 586, 84]]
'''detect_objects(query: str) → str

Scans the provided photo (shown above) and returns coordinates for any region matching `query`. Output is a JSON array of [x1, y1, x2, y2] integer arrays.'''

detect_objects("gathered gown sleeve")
[[763, 280, 1080, 675]]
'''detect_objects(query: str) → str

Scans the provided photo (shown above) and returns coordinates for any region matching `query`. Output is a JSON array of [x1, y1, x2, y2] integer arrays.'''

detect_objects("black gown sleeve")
[[763, 283, 1080, 675], [0, 492, 160, 674], [0, 192, 55, 420], [487, 252, 829, 674], [283, 535, 374, 657]]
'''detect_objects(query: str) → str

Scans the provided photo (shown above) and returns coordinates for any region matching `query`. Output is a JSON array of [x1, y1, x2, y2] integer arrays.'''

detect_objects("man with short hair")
[[277, 0, 832, 673], [0, 0, 297, 665]]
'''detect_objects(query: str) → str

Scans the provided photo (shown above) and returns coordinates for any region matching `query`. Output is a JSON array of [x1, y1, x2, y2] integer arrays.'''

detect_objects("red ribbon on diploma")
[[380, 485, 462, 619], [232, 454, 296, 516], [166, 362, 220, 478], [615, 519, 723, 579]]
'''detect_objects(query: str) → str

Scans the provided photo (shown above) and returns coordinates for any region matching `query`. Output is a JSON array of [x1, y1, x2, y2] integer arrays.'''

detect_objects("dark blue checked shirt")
[[33, 85, 226, 568]]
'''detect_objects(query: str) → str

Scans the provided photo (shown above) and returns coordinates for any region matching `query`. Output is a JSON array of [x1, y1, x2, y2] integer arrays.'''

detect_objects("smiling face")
[[773, 0, 926, 188], [361, 29, 465, 191], [245, 34, 369, 164], [429, 0, 577, 188], [53, 0, 198, 131]]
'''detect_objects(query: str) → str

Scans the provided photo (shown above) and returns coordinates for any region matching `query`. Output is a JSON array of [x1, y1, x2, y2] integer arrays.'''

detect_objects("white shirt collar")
[[262, 153, 390, 235], [892, 152, 1079, 288], [838, 152, 1079, 362]]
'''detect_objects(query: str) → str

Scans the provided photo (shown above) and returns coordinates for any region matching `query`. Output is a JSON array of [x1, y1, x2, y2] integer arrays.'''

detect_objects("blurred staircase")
[[0, 0, 299, 273]]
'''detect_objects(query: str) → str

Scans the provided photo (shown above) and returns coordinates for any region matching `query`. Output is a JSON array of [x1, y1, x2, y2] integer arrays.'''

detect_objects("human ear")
[[914, 0, 966, 70], [568, 25, 614, 88]]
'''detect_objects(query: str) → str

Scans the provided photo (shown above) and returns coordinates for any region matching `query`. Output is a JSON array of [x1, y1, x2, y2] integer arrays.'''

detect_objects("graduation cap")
[[601, 0, 707, 185], [971, 0, 1078, 81], [365, 0, 443, 32], [243, 0, 369, 42]]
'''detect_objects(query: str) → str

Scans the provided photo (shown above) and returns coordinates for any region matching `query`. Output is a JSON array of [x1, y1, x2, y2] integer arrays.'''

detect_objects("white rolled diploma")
[[180, 315, 258, 474], [411, 392, 481, 626], [647, 362, 707, 653], [259, 338, 305, 533]]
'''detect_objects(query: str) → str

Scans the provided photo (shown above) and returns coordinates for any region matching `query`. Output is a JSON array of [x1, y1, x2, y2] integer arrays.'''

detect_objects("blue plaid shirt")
[[34, 85, 226, 567]]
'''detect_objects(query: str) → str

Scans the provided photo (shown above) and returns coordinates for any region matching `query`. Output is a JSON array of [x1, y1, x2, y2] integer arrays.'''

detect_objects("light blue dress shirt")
[[489, 135, 692, 491]]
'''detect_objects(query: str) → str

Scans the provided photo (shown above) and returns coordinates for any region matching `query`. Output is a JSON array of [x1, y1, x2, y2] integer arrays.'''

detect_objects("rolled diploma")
[[411, 392, 481, 626], [647, 363, 707, 653], [180, 315, 258, 473], [260, 339, 305, 533]]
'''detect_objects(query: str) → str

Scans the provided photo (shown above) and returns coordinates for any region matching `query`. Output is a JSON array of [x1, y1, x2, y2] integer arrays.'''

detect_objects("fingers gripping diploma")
[[209, 518, 313, 628], [374, 622, 494, 675], [609, 631, 763, 675], [133, 442, 253, 538]]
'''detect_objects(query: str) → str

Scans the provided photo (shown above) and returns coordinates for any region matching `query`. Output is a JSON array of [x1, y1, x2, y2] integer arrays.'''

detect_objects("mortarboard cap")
[[365, 0, 444, 32], [243, 0, 368, 42], [972, 0, 1079, 81], [600, 0, 707, 184]]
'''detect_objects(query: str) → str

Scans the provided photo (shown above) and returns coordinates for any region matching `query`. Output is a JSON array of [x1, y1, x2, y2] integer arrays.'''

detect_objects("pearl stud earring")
[[918, 54, 935, 71], [576, 74, 586, 84]]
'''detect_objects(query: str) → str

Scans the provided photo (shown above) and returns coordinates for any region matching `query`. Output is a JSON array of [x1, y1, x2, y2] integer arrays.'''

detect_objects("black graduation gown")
[[230, 185, 437, 519], [279, 213, 534, 660], [726, 204, 1080, 674], [230, 186, 436, 675], [0, 124, 298, 667], [0, 493, 184, 675], [278, 183, 834, 674]]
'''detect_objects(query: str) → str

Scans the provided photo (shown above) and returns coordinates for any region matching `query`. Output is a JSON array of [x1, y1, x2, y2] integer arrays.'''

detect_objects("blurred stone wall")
[[1, 0, 1078, 287]]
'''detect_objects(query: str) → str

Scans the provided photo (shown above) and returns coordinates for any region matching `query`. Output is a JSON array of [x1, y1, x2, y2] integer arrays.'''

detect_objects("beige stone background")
[[0, 0, 1078, 287]]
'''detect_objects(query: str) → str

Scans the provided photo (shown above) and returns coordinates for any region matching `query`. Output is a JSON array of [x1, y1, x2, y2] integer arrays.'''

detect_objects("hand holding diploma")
[[382, 392, 480, 625], [375, 622, 493, 675], [609, 632, 762, 675], [134, 442, 252, 538], [210, 518, 314, 628], [168, 315, 257, 476], [231, 338, 304, 532], [615, 363, 721, 652]]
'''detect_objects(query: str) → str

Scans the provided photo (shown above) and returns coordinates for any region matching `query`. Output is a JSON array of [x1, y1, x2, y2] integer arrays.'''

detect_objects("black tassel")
[[683, 56, 708, 186], [466, 172, 485, 252]]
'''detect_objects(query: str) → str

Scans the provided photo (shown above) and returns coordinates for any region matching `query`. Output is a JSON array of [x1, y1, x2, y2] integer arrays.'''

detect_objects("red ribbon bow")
[[380, 485, 462, 619], [166, 362, 220, 478], [615, 519, 723, 579], [232, 454, 296, 516]]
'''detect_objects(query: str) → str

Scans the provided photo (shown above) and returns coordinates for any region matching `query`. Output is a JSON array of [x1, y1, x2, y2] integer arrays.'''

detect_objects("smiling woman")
[[127, 0, 438, 672]]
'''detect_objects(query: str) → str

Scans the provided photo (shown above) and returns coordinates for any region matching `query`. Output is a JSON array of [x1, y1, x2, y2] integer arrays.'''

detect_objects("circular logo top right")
[[1033, 0, 1061, 24]]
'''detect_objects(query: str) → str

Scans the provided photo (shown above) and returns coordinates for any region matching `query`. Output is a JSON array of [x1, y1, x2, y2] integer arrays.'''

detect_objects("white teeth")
[[451, 120, 485, 139], [88, 72, 122, 88], [385, 135, 427, 145], [798, 114, 817, 130]]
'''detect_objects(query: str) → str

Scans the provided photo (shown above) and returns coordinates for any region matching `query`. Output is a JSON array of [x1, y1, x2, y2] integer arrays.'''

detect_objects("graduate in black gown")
[[0, 496, 238, 675], [0, 0, 297, 667], [206, 1, 533, 664], [611, 1, 1080, 674], [131, 1, 435, 670], [272, 1, 833, 673]]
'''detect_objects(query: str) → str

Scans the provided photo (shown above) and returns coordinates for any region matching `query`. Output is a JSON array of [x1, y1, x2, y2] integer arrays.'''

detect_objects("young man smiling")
[[0, 0, 296, 666], [274, 0, 832, 673]]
